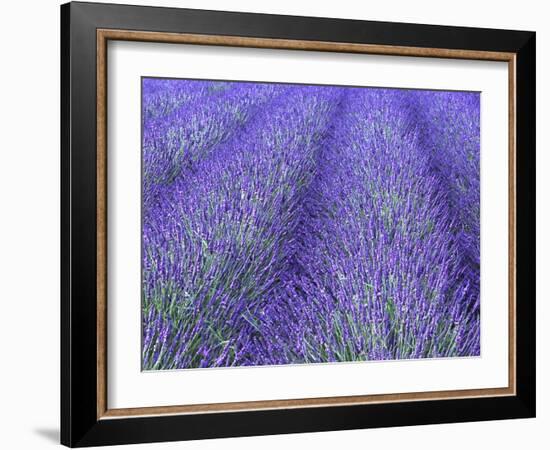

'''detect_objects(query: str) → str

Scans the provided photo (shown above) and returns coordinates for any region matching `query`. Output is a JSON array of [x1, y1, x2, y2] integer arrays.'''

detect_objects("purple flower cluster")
[[141, 79, 480, 370]]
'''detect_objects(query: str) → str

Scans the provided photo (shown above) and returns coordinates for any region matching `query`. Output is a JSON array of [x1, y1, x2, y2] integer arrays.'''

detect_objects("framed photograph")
[[61, 1, 536, 447]]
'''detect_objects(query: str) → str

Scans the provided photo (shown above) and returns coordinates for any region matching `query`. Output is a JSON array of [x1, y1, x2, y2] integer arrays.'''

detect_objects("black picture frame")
[[61, 1, 536, 447]]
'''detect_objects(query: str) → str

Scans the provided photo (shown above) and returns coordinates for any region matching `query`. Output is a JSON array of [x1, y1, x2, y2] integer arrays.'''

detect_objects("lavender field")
[[141, 78, 480, 370]]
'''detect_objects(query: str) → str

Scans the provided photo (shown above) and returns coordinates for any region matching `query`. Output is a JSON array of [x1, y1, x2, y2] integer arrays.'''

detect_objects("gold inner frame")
[[96, 29, 517, 420]]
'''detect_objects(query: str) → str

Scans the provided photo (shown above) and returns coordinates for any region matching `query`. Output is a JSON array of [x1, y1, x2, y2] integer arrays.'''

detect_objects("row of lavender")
[[141, 79, 480, 370]]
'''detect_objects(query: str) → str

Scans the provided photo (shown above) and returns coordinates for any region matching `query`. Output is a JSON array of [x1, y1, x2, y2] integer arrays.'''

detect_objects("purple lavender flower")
[[141, 78, 480, 370]]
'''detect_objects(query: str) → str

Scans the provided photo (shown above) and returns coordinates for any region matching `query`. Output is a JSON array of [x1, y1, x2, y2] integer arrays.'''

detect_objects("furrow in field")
[[142, 80, 289, 213], [142, 85, 341, 369], [403, 91, 480, 317], [255, 88, 479, 364]]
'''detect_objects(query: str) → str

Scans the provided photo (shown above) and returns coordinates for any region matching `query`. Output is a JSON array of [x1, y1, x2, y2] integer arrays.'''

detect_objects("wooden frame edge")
[[96, 28, 517, 421], [508, 55, 517, 395], [97, 29, 108, 419], [97, 28, 515, 61], [100, 387, 515, 419]]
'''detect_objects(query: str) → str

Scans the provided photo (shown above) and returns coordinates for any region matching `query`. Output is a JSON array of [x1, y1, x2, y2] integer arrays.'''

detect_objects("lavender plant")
[[141, 79, 480, 370]]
